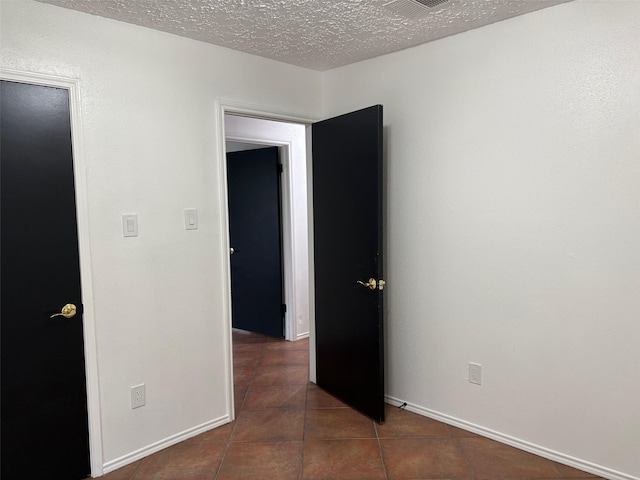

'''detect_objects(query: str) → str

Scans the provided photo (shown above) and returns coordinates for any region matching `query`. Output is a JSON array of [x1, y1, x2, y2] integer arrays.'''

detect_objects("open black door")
[[227, 147, 285, 338], [312, 105, 385, 422], [1, 80, 90, 478]]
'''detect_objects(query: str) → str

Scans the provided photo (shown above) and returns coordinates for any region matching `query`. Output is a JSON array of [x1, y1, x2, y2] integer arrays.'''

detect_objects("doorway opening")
[[224, 114, 312, 342], [221, 109, 317, 419], [220, 104, 386, 424]]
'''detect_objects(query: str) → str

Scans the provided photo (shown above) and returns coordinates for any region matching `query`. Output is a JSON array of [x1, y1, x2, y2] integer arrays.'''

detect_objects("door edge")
[[0, 68, 104, 477]]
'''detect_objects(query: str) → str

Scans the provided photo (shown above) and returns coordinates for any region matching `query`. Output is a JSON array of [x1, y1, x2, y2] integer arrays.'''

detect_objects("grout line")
[[374, 420, 390, 480], [123, 457, 143, 480], [214, 334, 269, 479], [299, 381, 310, 480], [211, 422, 233, 479], [377, 437, 390, 480], [450, 434, 477, 479]]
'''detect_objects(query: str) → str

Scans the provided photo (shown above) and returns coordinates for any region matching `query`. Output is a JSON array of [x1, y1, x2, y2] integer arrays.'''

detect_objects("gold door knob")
[[50, 303, 77, 319], [378, 280, 386, 291], [357, 278, 377, 290], [230, 247, 235, 255]]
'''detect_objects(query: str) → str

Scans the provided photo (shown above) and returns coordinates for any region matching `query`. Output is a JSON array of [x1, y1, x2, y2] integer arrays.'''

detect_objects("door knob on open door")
[[50, 303, 77, 319], [357, 278, 377, 290]]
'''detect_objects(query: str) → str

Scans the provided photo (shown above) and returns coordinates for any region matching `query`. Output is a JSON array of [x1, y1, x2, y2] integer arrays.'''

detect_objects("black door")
[[1, 80, 90, 479], [227, 147, 284, 338], [312, 105, 385, 422]]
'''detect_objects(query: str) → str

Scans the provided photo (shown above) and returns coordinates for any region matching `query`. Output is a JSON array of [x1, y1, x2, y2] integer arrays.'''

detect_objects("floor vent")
[[382, 0, 449, 18]]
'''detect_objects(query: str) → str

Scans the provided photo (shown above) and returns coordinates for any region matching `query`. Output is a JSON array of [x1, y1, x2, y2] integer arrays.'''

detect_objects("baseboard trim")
[[296, 331, 309, 340], [385, 395, 637, 480], [102, 414, 231, 475]]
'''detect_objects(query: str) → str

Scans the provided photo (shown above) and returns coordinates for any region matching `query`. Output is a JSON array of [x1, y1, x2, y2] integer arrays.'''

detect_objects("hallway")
[[99, 331, 602, 479]]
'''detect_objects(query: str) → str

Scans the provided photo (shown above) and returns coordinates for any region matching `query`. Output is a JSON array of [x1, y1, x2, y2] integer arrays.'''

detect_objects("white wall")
[[0, 0, 321, 472], [3, 0, 639, 478], [224, 115, 311, 340], [323, 1, 640, 478]]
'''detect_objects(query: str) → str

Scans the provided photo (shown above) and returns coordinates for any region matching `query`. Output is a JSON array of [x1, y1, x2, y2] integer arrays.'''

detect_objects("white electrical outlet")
[[131, 384, 146, 409], [469, 363, 482, 385]]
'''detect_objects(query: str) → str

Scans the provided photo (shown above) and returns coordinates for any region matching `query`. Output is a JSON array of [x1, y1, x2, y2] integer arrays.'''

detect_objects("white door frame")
[[0, 68, 103, 476], [215, 101, 318, 419]]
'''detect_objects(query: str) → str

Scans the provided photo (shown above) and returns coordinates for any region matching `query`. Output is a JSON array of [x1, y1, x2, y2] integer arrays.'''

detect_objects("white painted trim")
[[102, 415, 231, 474], [296, 332, 310, 340], [214, 100, 237, 423], [305, 126, 316, 383], [0, 68, 103, 477], [279, 144, 296, 342], [218, 100, 316, 125], [385, 395, 638, 480]]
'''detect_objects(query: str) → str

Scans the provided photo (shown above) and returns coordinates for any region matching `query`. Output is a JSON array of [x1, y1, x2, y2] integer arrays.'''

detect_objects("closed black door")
[[227, 147, 284, 338], [1, 80, 90, 479], [312, 105, 385, 422]]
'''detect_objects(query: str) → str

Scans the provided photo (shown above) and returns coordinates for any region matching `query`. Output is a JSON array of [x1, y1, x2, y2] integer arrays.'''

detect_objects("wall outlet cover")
[[131, 384, 146, 409], [469, 362, 482, 385]]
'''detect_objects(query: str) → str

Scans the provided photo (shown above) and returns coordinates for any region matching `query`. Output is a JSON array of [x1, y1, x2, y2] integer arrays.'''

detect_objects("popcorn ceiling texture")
[[36, 0, 569, 71]]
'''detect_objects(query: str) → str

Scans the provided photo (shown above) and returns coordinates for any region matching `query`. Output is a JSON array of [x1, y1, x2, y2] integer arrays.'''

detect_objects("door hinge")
[[277, 162, 283, 174], [281, 303, 287, 314]]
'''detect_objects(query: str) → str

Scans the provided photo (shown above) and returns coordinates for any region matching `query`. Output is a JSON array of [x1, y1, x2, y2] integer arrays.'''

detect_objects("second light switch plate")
[[122, 214, 138, 237], [185, 208, 198, 230]]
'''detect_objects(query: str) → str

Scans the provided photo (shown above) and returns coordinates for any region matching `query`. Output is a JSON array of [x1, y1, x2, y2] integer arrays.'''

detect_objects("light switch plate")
[[184, 208, 198, 230], [122, 214, 138, 237]]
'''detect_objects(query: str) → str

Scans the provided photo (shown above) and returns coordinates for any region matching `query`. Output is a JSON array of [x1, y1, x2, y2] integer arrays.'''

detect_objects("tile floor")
[[98, 330, 603, 480]]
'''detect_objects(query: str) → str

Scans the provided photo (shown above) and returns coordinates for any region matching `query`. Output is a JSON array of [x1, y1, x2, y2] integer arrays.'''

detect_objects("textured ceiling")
[[36, 0, 571, 71]]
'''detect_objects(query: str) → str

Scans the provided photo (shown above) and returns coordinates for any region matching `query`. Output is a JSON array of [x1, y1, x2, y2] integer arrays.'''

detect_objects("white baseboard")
[[385, 395, 638, 480], [101, 414, 231, 475], [296, 331, 309, 340]]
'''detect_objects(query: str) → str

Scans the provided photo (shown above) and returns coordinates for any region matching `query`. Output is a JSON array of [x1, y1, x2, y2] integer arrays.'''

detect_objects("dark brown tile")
[[376, 406, 450, 438], [234, 385, 248, 412], [232, 350, 263, 367], [131, 441, 225, 479], [232, 330, 270, 344], [305, 408, 376, 440], [267, 335, 287, 342], [253, 365, 309, 385], [458, 437, 562, 479], [244, 383, 307, 409], [380, 437, 473, 480], [233, 366, 256, 387], [232, 409, 305, 442], [100, 462, 141, 480], [302, 439, 386, 480], [216, 441, 303, 480], [553, 463, 600, 478], [188, 423, 234, 444], [232, 342, 265, 354], [447, 424, 482, 438], [260, 349, 309, 366], [306, 385, 348, 408], [265, 337, 309, 351], [132, 467, 214, 480]]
